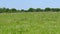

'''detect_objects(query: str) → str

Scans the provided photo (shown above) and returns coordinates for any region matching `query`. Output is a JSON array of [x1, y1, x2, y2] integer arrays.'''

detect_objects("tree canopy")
[[0, 7, 60, 13]]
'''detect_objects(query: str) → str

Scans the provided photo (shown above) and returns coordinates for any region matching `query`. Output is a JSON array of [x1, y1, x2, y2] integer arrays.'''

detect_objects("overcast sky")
[[0, 0, 60, 9]]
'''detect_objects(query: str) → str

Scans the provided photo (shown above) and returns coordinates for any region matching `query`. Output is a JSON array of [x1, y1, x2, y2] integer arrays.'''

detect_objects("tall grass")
[[0, 12, 60, 34]]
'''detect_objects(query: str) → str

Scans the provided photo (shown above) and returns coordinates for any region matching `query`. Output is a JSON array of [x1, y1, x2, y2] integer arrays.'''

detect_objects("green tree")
[[28, 8, 35, 12], [35, 8, 43, 12], [5, 8, 10, 13], [1, 7, 7, 13], [44, 7, 51, 11], [0, 8, 3, 13], [21, 9, 25, 12], [51, 8, 60, 12], [10, 8, 17, 12]]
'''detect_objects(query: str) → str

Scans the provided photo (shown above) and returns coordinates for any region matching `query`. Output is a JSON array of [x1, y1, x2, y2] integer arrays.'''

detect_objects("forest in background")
[[0, 7, 60, 13]]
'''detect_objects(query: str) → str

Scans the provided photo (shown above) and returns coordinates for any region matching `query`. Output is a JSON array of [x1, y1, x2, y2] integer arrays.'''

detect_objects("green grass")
[[0, 12, 60, 34]]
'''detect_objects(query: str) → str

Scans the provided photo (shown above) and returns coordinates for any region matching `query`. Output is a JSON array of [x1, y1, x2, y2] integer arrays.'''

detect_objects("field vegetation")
[[0, 12, 60, 34]]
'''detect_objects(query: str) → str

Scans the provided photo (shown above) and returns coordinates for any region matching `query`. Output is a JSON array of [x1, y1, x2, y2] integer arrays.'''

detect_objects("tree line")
[[0, 7, 60, 13]]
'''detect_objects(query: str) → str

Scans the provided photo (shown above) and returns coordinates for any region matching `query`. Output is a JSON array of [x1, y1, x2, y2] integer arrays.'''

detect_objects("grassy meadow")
[[0, 12, 60, 34]]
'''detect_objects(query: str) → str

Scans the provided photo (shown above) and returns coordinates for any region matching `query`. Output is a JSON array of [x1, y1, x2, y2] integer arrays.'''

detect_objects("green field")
[[0, 12, 60, 34]]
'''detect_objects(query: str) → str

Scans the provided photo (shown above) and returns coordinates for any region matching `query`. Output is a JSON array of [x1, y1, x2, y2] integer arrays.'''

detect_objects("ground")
[[0, 12, 60, 34]]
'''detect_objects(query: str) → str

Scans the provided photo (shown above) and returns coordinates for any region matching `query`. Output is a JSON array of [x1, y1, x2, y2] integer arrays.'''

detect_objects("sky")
[[0, 0, 60, 10]]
